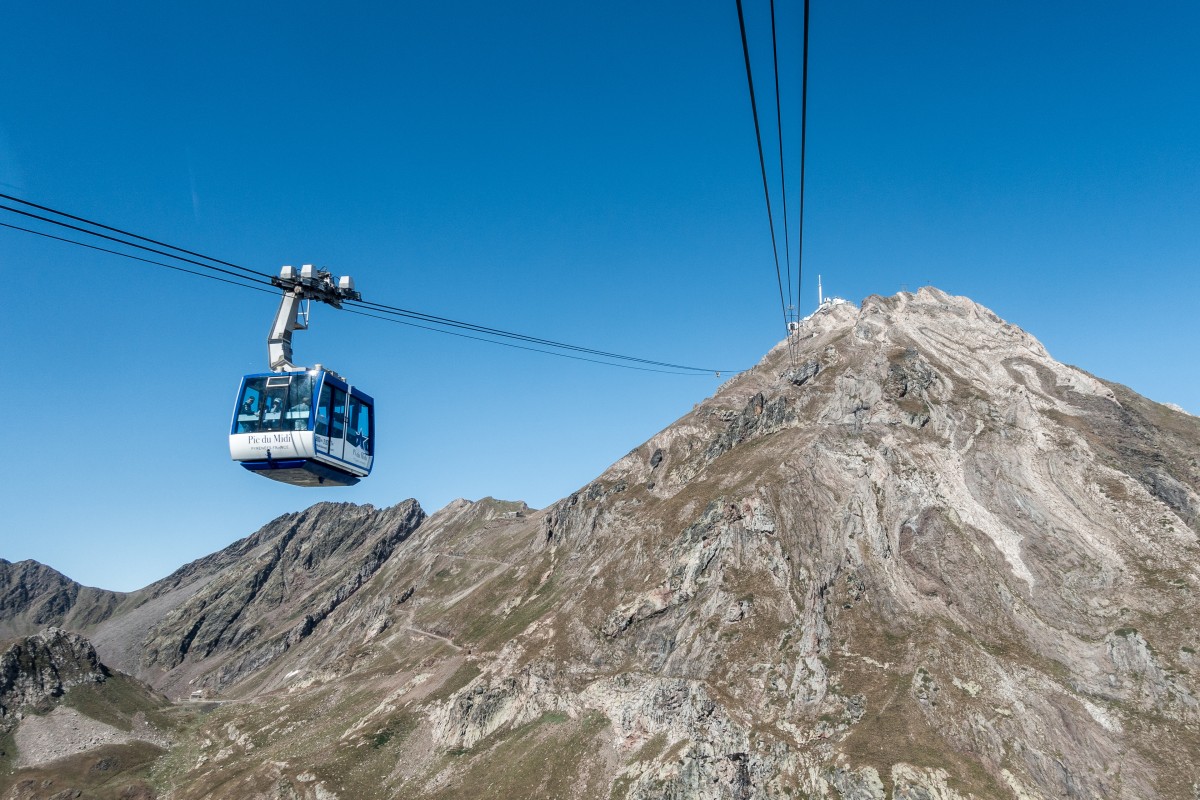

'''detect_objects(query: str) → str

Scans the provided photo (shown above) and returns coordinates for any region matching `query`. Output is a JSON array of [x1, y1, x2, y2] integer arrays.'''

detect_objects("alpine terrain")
[[2, 287, 1198, 799]]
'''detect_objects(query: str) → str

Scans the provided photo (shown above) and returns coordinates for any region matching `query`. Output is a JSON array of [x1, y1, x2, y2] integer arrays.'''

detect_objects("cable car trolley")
[[229, 265, 374, 487]]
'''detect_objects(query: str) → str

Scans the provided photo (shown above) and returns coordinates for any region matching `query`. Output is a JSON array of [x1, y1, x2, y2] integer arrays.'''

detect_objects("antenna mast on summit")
[[818, 274, 823, 306]]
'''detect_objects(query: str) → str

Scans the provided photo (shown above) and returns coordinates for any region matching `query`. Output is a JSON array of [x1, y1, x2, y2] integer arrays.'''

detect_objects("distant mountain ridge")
[[0, 560, 123, 641], [2, 288, 1198, 800]]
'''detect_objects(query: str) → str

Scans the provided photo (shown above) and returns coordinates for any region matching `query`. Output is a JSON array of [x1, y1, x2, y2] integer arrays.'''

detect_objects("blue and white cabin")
[[229, 369, 374, 486]]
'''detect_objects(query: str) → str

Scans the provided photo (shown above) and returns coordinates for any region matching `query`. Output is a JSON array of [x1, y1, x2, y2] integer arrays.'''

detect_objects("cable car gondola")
[[229, 265, 374, 487]]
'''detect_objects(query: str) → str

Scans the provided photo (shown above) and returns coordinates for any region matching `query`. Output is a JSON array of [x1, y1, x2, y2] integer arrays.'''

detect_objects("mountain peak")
[[3, 289, 1198, 798], [604, 288, 1123, 495]]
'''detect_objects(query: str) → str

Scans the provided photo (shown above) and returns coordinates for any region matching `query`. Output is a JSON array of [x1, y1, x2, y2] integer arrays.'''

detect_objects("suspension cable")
[[0, 204, 276, 288], [342, 306, 712, 375], [0, 221, 276, 294], [797, 0, 811, 317], [769, 0, 793, 310], [0, 192, 267, 281], [735, 0, 790, 335], [0, 197, 741, 375], [349, 298, 720, 373]]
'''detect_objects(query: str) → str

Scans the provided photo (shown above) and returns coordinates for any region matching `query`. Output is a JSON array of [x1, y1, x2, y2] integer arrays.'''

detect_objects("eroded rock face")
[[5, 289, 1199, 800], [0, 628, 106, 724], [136, 500, 426, 694], [0, 630, 173, 796], [418, 288, 1199, 799]]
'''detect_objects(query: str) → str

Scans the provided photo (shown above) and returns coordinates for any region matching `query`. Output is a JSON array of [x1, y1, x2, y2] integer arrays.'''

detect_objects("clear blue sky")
[[2, 2, 1197, 591]]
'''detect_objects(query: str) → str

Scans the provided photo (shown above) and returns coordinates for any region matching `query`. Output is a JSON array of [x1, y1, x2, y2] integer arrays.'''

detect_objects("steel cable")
[[735, 0, 790, 334], [1, 197, 742, 375], [797, 0, 811, 316], [0, 192, 268, 281], [770, 0, 793, 308]]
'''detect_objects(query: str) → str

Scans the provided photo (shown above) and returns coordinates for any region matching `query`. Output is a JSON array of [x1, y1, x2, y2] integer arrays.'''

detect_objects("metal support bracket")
[[267, 264, 361, 373]]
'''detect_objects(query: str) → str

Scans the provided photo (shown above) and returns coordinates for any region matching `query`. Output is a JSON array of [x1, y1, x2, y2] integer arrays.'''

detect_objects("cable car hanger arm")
[[268, 264, 360, 373]]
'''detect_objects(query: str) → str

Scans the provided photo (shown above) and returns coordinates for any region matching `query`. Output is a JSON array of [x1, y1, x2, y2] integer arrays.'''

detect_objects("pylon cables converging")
[[735, 0, 790, 339], [733, 0, 812, 362]]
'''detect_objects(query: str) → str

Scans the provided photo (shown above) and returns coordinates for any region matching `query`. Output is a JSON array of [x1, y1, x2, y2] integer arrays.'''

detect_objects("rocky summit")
[[2, 287, 1198, 800]]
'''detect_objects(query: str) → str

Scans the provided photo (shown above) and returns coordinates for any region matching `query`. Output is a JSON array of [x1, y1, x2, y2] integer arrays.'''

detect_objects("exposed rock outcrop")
[[0, 628, 106, 725], [4, 288, 1198, 799], [135, 500, 426, 694], [0, 628, 171, 798]]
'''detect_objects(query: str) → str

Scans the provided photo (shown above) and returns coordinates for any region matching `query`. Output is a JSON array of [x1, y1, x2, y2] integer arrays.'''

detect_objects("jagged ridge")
[[2, 288, 1198, 800]]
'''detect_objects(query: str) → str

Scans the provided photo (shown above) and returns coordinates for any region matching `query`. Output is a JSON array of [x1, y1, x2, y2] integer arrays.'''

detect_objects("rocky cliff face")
[[124, 500, 426, 695], [0, 629, 177, 799], [0, 629, 106, 726], [3, 288, 1198, 799]]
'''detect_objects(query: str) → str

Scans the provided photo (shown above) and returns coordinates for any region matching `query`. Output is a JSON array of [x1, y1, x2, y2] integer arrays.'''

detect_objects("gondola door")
[[314, 378, 348, 462], [328, 385, 348, 461], [343, 392, 372, 470]]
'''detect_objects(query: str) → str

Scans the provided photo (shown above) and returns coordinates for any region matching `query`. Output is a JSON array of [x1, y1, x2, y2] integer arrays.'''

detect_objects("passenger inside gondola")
[[262, 395, 283, 430], [236, 377, 300, 433], [231, 367, 373, 486], [288, 394, 311, 430], [237, 387, 262, 433]]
